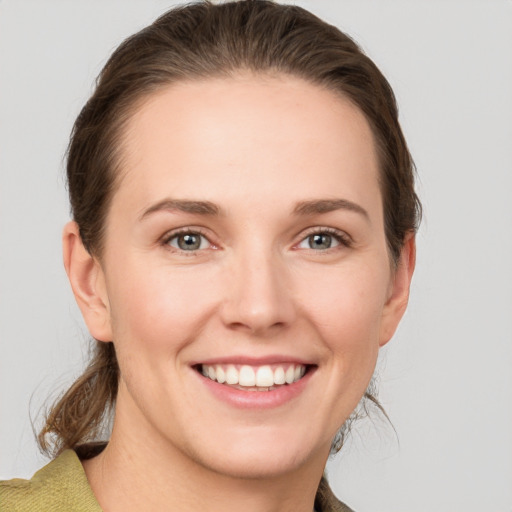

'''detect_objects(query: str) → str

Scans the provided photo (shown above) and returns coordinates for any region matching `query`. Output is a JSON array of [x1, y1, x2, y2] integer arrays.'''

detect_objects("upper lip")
[[191, 355, 316, 366]]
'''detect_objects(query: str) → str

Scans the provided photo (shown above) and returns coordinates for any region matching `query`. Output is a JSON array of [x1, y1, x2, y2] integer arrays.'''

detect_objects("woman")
[[1, 1, 420, 511]]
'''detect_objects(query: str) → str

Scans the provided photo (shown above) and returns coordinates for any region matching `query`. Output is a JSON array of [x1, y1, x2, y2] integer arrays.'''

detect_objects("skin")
[[63, 73, 415, 512]]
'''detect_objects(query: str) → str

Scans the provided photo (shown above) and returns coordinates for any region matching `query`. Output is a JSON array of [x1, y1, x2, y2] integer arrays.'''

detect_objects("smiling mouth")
[[196, 363, 311, 391]]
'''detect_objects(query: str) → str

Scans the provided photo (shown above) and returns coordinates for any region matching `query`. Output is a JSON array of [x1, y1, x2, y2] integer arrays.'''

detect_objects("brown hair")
[[39, 0, 421, 456]]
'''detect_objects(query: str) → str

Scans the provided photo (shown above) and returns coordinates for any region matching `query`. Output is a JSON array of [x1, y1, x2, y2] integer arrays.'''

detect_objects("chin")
[[197, 450, 311, 480], [181, 427, 330, 480]]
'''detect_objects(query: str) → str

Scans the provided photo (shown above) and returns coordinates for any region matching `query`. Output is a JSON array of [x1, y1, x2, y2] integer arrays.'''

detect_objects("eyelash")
[[160, 226, 352, 254]]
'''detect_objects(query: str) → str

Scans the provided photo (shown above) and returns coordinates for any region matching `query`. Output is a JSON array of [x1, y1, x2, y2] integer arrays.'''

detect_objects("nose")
[[220, 247, 296, 336]]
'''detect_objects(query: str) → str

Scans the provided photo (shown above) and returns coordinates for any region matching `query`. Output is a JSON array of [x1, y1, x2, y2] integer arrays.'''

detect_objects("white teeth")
[[255, 366, 274, 387], [216, 365, 226, 384], [239, 365, 256, 386], [274, 366, 286, 385], [200, 363, 308, 388], [225, 365, 238, 385]]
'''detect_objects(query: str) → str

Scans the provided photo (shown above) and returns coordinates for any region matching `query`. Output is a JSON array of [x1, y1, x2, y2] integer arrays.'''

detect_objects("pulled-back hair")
[[39, 0, 421, 456]]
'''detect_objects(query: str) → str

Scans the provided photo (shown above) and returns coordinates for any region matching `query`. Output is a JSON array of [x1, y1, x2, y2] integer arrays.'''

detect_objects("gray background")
[[1, 1, 511, 511]]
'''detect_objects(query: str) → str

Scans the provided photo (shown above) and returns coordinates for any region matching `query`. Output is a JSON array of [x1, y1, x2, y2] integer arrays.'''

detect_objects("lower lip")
[[196, 368, 315, 409]]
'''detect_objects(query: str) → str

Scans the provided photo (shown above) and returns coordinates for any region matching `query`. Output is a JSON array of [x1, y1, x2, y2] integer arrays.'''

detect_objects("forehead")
[[116, 73, 381, 218]]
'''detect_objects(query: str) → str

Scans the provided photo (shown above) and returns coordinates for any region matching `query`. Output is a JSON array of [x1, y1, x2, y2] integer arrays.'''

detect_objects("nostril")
[[225, 320, 289, 336]]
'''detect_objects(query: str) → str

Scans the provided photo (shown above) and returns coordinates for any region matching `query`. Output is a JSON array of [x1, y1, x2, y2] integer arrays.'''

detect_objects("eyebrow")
[[293, 199, 369, 220], [139, 199, 220, 220], [139, 197, 369, 221]]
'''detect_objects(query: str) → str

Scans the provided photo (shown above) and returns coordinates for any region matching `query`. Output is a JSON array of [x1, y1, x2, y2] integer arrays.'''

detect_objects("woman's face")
[[78, 74, 413, 479]]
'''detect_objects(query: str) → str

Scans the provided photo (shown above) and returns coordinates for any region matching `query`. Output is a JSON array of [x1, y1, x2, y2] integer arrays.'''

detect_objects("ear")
[[379, 233, 416, 347], [62, 221, 113, 342]]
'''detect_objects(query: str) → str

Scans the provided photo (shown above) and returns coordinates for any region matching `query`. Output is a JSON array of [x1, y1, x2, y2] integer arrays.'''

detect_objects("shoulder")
[[1, 453, 352, 512], [315, 475, 355, 512], [0, 450, 102, 512]]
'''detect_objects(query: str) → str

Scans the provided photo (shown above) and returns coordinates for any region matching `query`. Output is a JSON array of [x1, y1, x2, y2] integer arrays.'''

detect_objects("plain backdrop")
[[1, 1, 511, 511]]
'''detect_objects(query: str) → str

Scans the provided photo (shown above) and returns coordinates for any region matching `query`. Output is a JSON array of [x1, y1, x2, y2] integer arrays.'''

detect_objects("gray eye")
[[169, 232, 208, 251], [297, 231, 342, 251], [308, 233, 333, 250]]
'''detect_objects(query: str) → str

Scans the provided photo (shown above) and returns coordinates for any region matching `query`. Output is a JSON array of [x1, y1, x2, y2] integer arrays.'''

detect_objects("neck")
[[82, 393, 328, 512]]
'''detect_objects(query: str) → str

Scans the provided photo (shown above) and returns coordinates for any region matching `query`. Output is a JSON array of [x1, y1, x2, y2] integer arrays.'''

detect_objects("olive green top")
[[0, 450, 102, 512], [1, 450, 353, 512]]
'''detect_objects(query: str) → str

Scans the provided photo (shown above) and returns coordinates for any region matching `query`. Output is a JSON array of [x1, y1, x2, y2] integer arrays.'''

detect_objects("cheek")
[[106, 260, 220, 356], [301, 262, 389, 334], [296, 258, 390, 380]]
